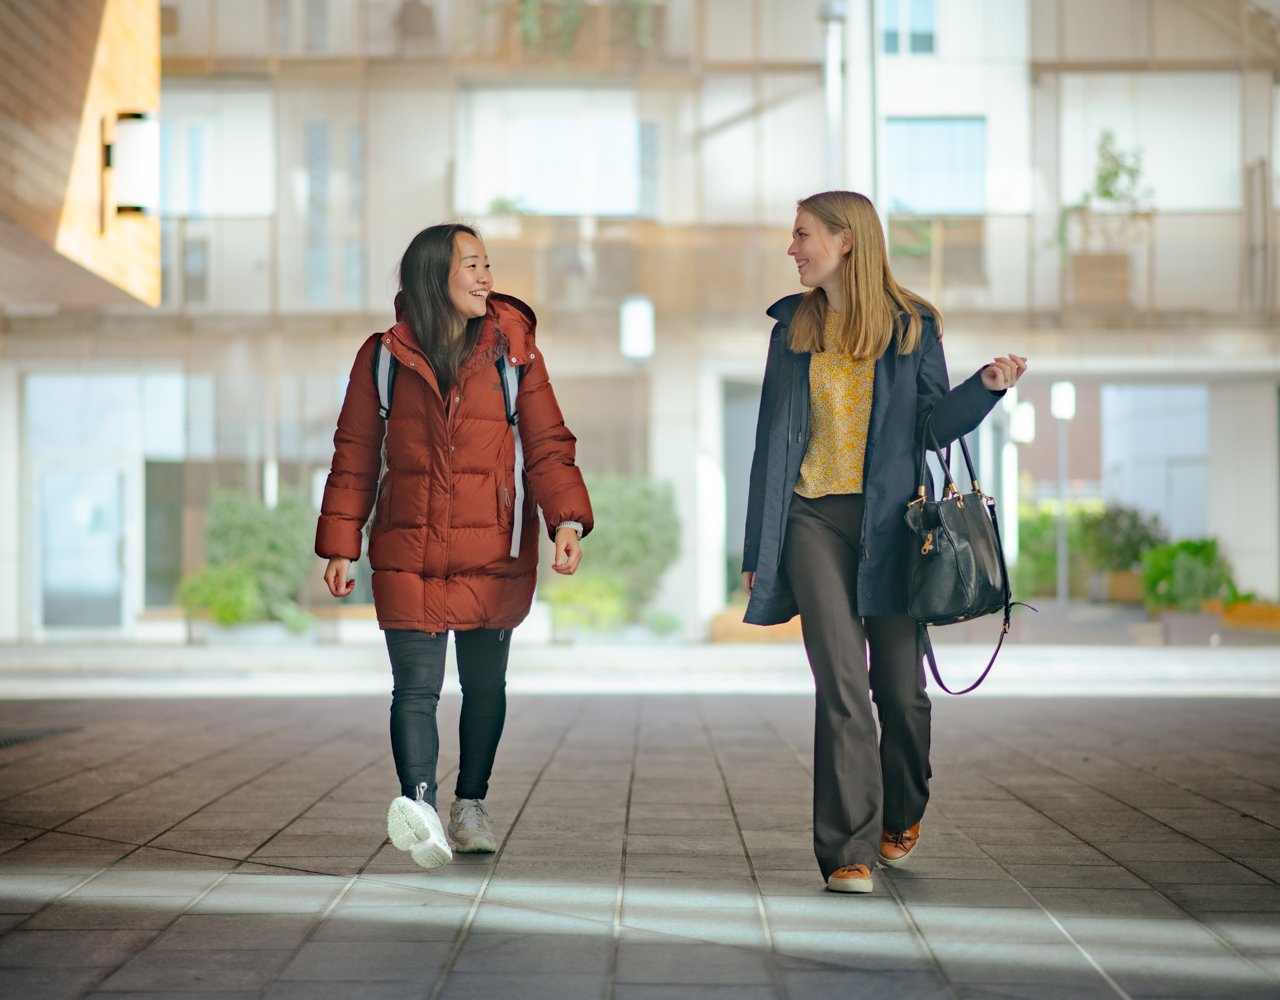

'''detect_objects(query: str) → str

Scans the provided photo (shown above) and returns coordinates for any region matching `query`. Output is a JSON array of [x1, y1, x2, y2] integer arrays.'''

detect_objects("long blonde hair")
[[787, 190, 940, 357]]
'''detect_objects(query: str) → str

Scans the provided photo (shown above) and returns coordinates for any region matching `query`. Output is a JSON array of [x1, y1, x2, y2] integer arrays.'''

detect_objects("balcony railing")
[[123, 210, 1277, 329], [886, 209, 1272, 326], [161, 0, 698, 72]]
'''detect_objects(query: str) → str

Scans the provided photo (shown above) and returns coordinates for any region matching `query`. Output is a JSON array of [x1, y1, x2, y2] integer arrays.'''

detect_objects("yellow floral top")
[[794, 311, 876, 498]]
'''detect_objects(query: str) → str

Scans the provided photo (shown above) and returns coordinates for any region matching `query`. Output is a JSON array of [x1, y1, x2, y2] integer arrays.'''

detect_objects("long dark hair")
[[398, 223, 485, 392]]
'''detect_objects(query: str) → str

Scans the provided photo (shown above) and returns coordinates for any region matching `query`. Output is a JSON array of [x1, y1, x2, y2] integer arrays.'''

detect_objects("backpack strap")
[[372, 337, 399, 420], [498, 353, 525, 558]]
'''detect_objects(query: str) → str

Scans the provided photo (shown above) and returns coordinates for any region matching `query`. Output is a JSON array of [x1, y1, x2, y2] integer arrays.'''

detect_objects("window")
[[458, 89, 642, 217], [885, 118, 986, 285], [303, 121, 331, 305], [881, 0, 934, 55], [300, 120, 365, 308], [305, 0, 329, 53], [884, 118, 985, 215]]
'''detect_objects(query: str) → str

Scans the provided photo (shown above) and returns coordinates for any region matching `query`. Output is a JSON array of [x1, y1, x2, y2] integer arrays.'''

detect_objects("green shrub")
[[572, 474, 679, 619], [1012, 501, 1090, 598], [1078, 505, 1167, 573], [1140, 539, 1240, 612], [177, 563, 264, 626], [540, 570, 629, 634], [179, 487, 315, 631]]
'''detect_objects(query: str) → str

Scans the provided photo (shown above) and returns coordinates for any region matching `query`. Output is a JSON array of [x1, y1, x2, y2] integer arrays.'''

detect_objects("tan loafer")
[[878, 822, 921, 867], [825, 863, 874, 894]]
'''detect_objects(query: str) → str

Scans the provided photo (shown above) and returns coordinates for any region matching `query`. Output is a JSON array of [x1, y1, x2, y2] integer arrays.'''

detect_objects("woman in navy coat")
[[741, 191, 1027, 893]]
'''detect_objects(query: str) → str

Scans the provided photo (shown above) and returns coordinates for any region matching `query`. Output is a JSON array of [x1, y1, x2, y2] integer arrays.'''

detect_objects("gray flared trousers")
[[782, 493, 932, 878]]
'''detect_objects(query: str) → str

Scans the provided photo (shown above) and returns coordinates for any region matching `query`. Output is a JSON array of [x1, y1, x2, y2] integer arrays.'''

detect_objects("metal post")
[[1050, 381, 1076, 608], [1056, 415, 1068, 606]]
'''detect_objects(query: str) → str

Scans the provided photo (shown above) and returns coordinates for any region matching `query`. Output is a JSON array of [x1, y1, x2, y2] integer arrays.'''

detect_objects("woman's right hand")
[[742, 571, 755, 595], [324, 557, 356, 598]]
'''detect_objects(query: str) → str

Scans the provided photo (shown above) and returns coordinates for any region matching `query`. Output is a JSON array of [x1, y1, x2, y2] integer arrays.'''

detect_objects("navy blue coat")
[[742, 294, 1002, 624]]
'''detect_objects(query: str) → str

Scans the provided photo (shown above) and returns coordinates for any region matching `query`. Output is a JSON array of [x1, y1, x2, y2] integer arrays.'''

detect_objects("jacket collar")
[[385, 292, 532, 365], [766, 293, 804, 324]]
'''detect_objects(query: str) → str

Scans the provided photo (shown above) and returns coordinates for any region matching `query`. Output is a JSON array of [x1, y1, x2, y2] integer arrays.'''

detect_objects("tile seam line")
[[264, 812, 392, 999], [974, 725, 1279, 986], [4, 838, 242, 997], [0, 707, 286, 812], [694, 695, 791, 1000], [425, 694, 592, 1000], [1, 718, 396, 994], [605, 695, 641, 1000], [55, 717, 399, 998], [758, 707, 962, 1000], [1, 720, 384, 930], [970, 708, 1280, 854], [0, 715, 381, 855]]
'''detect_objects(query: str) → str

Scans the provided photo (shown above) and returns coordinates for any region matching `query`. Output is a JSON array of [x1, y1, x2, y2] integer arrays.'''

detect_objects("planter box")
[[709, 606, 802, 643], [187, 619, 314, 645], [1160, 610, 1223, 646], [1087, 569, 1143, 604], [1070, 252, 1131, 306], [1208, 600, 1280, 633]]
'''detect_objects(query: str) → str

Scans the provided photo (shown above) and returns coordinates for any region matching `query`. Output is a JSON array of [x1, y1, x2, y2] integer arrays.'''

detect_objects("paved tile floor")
[[0, 692, 1278, 999]]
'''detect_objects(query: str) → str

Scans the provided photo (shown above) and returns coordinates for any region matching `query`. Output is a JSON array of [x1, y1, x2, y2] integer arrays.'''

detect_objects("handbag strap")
[[915, 425, 1035, 695], [919, 618, 1008, 696]]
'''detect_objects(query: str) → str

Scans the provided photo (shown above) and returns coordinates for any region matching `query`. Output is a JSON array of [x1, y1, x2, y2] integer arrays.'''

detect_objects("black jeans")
[[782, 493, 932, 878], [384, 628, 511, 807]]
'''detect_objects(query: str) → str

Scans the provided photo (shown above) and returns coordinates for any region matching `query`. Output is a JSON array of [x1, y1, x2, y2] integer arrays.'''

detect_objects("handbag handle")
[[915, 428, 984, 504], [914, 420, 1033, 695]]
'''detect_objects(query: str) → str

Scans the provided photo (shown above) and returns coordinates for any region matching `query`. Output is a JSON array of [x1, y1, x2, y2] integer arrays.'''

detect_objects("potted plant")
[[178, 487, 316, 642], [1059, 130, 1153, 309], [1139, 539, 1238, 645], [1079, 504, 1167, 604]]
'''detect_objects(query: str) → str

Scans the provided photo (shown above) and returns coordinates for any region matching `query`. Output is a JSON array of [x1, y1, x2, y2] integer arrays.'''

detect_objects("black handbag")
[[903, 429, 1032, 694]]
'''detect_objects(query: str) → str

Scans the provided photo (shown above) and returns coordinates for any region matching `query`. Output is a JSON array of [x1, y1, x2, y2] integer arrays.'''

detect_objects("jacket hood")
[[389, 291, 535, 361]]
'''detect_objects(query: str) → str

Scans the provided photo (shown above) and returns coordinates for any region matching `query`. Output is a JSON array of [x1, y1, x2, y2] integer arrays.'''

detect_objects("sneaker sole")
[[826, 876, 874, 894], [387, 798, 433, 851], [877, 847, 916, 869], [451, 835, 497, 854], [409, 838, 452, 870]]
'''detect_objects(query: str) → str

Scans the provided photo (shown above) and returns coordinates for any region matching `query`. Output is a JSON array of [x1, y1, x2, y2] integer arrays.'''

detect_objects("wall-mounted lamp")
[[103, 112, 159, 218], [619, 294, 655, 361]]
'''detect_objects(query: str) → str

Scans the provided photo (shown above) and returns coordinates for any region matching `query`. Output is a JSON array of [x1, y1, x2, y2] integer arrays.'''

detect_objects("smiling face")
[[448, 231, 492, 319], [788, 208, 850, 302]]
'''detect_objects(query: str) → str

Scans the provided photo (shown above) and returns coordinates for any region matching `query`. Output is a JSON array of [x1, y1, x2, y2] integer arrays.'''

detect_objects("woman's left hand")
[[982, 354, 1028, 392], [552, 527, 583, 575]]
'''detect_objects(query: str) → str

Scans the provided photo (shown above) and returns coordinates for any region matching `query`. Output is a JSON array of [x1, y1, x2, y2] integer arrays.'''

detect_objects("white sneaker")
[[386, 783, 451, 870], [448, 798, 497, 853]]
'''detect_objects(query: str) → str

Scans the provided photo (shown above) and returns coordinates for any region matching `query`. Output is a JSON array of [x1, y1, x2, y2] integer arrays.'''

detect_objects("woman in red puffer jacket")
[[316, 223, 593, 870]]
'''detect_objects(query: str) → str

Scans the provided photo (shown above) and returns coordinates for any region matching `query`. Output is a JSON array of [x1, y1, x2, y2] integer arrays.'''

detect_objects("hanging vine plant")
[[510, 0, 587, 56]]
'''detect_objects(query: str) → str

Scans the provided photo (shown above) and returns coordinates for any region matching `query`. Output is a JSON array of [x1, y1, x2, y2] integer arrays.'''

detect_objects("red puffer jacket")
[[315, 293, 593, 632]]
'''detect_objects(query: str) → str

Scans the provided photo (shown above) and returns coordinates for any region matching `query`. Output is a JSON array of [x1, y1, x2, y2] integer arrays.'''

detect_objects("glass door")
[[37, 465, 127, 628]]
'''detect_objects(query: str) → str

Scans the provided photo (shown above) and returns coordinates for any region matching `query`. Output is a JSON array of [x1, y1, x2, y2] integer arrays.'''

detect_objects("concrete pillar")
[[1208, 381, 1279, 601], [0, 364, 20, 640], [647, 334, 702, 638]]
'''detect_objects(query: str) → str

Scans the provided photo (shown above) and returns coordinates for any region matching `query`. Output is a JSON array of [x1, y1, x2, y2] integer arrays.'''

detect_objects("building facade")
[[1, 0, 1277, 641]]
